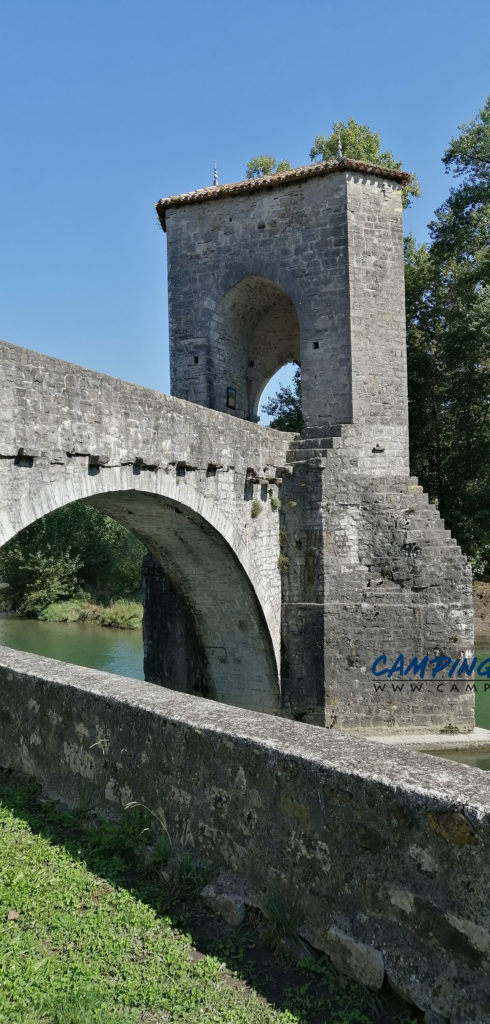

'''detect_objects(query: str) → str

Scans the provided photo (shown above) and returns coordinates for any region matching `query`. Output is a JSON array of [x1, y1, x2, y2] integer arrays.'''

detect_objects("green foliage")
[[263, 365, 304, 433], [96, 599, 143, 630], [278, 554, 290, 573], [310, 118, 421, 208], [261, 893, 303, 949], [251, 499, 263, 518], [0, 544, 81, 615], [246, 155, 292, 178], [38, 597, 143, 630], [270, 496, 281, 510], [406, 98, 490, 576], [0, 503, 145, 614]]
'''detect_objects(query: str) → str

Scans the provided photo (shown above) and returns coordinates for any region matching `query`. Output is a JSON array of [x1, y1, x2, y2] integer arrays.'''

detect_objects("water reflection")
[[0, 614, 144, 681]]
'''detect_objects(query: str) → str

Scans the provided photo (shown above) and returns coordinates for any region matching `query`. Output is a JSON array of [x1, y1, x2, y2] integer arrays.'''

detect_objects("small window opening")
[[194, 355, 199, 364], [226, 387, 237, 409], [313, 341, 319, 350]]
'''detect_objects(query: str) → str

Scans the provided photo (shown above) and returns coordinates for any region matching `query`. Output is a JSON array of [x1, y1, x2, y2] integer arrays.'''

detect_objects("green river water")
[[0, 615, 489, 770]]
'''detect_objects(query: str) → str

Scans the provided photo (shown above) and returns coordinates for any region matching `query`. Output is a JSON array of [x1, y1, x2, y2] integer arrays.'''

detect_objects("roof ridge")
[[156, 158, 410, 230]]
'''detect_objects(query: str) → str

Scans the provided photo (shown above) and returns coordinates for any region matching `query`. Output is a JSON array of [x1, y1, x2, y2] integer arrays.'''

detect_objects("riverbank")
[[474, 581, 490, 641], [38, 597, 142, 630]]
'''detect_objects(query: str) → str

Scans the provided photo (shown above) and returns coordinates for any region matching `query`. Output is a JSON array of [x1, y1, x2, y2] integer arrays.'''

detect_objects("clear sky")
[[1, 0, 488, 413]]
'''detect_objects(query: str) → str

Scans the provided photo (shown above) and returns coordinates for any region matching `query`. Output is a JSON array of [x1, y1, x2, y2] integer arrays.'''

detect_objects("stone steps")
[[285, 436, 462, 558]]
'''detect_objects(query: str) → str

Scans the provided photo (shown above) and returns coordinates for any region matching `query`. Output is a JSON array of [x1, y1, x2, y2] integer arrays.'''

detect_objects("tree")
[[310, 118, 420, 208], [406, 98, 490, 575], [0, 503, 146, 612], [245, 155, 292, 178], [262, 365, 304, 432], [0, 544, 82, 615]]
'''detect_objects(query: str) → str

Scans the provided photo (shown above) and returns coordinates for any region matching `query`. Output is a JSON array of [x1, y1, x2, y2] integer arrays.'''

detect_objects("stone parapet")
[[1, 647, 488, 1023]]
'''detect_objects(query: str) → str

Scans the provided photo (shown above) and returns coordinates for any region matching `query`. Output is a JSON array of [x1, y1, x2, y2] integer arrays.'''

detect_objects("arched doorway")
[[210, 276, 300, 420]]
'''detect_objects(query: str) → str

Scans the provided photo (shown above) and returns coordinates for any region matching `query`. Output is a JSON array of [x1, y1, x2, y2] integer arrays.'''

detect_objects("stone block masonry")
[[0, 338, 291, 715], [160, 163, 410, 462], [1, 647, 489, 1023]]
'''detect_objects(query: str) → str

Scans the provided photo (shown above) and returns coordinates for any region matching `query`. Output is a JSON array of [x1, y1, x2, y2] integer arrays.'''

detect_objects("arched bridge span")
[[0, 339, 292, 714]]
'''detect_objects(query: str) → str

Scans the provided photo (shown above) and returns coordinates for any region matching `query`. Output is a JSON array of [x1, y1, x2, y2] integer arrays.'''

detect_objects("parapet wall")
[[0, 338, 291, 471], [1, 647, 489, 1023]]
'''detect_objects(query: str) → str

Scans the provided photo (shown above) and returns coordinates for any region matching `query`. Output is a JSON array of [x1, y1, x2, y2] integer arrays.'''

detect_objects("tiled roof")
[[156, 158, 410, 230]]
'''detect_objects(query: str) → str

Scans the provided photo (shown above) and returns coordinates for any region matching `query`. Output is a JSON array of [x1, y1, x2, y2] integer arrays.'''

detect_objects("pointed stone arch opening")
[[258, 361, 301, 427], [211, 275, 300, 420]]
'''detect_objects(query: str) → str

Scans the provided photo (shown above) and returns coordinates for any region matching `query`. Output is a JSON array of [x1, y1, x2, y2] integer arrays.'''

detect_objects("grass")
[[38, 597, 143, 630], [0, 769, 420, 1024]]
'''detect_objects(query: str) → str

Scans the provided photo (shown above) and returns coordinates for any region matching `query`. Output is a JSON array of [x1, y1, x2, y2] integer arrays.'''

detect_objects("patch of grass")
[[270, 496, 281, 511], [260, 893, 304, 951], [0, 770, 421, 1024], [96, 599, 143, 630], [39, 597, 143, 630], [251, 499, 263, 519], [0, 773, 295, 1024], [278, 554, 290, 573], [38, 598, 93, 623]]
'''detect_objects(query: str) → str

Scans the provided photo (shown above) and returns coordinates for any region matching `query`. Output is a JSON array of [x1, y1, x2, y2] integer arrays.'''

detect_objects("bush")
[[39, 597, 143, 630], [96, 599, 143, 630]]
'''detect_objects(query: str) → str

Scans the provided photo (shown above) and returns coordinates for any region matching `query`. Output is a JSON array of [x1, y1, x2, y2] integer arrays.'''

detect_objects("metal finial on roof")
[[213, 161, 218, 186], [336, 132, 343, 159]]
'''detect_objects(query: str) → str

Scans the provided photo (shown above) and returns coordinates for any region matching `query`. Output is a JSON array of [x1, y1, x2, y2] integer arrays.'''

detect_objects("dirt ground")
[[474, 581, 490, 641]]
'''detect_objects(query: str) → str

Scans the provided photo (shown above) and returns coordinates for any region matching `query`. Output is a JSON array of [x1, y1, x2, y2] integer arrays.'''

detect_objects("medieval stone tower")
[[144, 158, 474, 735]]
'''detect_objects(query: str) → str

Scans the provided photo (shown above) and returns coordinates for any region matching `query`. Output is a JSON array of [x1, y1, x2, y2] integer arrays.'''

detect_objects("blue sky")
[[1, 0, 489, 415]]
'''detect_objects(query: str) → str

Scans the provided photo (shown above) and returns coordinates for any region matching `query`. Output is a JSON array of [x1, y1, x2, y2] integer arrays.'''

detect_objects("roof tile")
[[156, 158, 410, 230]]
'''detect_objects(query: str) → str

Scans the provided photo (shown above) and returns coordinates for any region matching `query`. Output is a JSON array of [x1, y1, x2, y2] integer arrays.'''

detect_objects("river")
[[0, 615, 489, 770], [0, 614, 144, 680]]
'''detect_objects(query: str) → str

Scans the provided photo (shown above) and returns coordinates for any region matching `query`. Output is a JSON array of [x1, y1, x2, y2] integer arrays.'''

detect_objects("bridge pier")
[[142, 553, 208, 697]]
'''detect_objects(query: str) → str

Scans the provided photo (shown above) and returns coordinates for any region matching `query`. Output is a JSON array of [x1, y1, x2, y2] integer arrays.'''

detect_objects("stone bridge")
[[0, 158, 475, 734], [0, 339, 291, 714]]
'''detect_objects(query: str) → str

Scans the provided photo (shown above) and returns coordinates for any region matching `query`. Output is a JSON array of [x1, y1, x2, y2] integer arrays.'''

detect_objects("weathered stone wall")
[[280, 432, 475, 732], [166, 173, 354, 428], [0, 339, 290, 713], [1, 647, 489, 1023]]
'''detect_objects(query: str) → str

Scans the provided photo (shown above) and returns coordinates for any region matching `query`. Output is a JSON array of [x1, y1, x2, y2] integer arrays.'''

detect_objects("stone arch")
[[0, 466, 280, 715], [210, 275, 300, 420]]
